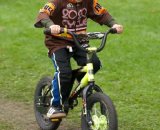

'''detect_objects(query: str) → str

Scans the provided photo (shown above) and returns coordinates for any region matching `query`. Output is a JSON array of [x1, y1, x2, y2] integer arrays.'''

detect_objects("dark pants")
[[50, 47, 101, 106]]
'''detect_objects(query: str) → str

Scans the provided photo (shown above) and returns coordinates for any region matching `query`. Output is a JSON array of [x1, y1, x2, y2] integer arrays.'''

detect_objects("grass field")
[[0, 0, 160, 130]]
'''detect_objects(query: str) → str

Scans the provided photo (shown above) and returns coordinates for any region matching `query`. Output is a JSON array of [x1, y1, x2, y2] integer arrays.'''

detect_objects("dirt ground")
[[0, 99, 81, 130]]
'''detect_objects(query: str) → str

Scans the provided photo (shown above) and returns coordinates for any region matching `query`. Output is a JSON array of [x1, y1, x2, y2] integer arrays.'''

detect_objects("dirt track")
[[0, 99, 81, 130]]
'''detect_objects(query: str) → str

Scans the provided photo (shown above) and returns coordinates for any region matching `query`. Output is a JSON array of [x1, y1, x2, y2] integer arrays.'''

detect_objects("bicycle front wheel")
[[81, 92, 118, 130]]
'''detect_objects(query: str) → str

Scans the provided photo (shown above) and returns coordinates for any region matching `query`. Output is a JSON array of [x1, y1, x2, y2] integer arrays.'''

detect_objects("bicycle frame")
[[68, 47, 102, 116], [71, 50, 96, 91]]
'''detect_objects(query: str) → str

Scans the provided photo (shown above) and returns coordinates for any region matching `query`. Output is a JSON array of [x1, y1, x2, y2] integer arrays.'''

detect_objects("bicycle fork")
[[81, 52, 96, 127], [69, 51, 98, 126]]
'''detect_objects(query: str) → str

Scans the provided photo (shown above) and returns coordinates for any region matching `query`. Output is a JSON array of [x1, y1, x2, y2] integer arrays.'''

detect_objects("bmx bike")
[[34, 28, 118, 130]]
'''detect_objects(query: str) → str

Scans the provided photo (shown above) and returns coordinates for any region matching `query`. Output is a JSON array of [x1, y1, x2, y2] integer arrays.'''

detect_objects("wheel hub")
[[91, 115, 107, 130]]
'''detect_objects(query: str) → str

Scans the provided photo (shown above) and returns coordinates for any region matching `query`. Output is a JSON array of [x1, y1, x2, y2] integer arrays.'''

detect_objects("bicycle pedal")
[[51, 118, 60, 122]]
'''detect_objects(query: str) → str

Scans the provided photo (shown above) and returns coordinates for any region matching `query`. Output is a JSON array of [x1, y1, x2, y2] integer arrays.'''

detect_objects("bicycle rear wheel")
[[81, 92, 118, 130], [34, 76, 61, 130]]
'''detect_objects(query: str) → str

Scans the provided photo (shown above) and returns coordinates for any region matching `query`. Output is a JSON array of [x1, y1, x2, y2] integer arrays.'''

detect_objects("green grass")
[[0, 0, 160, 129], [0, 121, 14, 130]]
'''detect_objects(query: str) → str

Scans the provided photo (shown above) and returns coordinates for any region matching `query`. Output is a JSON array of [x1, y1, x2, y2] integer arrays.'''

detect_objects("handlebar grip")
[[44, 28, 51, 35], [109, 28, 117, 34], [44, 28, 64, 35]]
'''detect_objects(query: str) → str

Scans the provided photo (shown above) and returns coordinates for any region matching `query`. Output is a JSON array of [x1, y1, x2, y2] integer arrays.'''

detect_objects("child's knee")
[[93, 59, 101, 73]]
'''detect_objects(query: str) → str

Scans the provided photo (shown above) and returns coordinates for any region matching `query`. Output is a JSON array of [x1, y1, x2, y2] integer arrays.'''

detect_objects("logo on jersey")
[[62, 8, 87, 30], [93, 0, 106, 15], [40, 2, 55, 15], [67, 3, 74, 8]]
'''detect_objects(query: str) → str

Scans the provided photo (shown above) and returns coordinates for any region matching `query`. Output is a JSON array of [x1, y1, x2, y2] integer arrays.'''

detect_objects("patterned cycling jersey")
[[34, 0, 116, 55]]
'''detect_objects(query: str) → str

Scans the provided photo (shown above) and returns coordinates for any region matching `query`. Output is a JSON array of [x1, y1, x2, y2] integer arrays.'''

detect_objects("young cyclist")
[[34, 0, 123, 119]]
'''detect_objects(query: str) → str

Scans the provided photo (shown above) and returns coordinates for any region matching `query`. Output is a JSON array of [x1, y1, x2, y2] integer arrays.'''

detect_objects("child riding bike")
[[34, 0, 123, 119]]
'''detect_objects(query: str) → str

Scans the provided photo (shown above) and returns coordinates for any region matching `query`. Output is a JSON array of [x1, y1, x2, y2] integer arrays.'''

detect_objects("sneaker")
[[47, 106, 66, 119]]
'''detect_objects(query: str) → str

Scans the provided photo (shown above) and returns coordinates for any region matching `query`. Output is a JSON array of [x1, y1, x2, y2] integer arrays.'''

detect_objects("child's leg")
[[50, 48, 73, 107], [73, 48, 101, 73]]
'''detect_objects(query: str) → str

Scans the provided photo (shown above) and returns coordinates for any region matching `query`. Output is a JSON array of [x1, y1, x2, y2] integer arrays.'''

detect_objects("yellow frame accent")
[[87, 47, 97, 52], [87, 63, 94, 82], [75, 62, 95, 91]]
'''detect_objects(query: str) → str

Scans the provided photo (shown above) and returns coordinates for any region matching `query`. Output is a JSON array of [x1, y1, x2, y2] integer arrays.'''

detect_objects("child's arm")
[[34, 2, 56, 28], [34, 1, 61, 34], [87, 0, 123, 33]]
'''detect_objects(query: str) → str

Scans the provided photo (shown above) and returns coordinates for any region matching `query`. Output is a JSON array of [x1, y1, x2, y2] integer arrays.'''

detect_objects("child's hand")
[[49, 25, 61, 34], [112, 24, 123, 34]]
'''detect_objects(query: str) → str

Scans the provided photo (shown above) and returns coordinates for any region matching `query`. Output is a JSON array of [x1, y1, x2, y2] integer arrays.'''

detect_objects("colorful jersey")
[[34, 0, 116, 56]]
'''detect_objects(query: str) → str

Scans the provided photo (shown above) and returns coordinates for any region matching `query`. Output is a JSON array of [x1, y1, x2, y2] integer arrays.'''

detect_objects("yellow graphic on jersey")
[[93, 0, 106, 15], [39, 2, 55, 15]]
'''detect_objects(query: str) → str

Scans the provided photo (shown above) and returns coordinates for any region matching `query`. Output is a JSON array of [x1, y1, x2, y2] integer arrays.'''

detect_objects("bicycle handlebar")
[[44, 28, 117, 52]]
